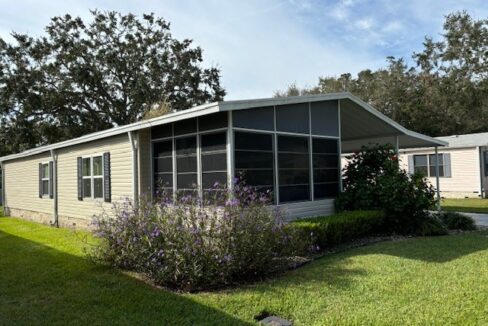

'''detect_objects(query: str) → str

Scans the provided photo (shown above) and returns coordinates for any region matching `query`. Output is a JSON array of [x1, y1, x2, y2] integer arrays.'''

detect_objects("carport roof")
[[0, 92, 446, 162]]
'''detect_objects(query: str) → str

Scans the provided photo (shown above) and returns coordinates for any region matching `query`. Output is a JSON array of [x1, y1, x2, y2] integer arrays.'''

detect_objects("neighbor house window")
[[484, 151, 488, 177], [413, 154, 444, 177], [82, 156, 104, 199], [41, 163, 50, 196]]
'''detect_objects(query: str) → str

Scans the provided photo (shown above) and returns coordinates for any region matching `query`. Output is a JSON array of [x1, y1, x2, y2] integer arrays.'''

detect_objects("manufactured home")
[[399, 132, 488, 198], [0, 93, 446, 228]]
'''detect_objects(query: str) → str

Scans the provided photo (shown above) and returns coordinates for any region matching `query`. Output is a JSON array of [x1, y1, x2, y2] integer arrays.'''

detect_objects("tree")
[[0, 10, 225, 155], [276, 11, 488, 137]]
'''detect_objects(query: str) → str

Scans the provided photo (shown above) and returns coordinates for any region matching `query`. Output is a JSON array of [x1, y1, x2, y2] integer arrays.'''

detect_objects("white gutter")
[[50, 149, 58, 227], [128, 131, 139, 205], [0, 92, 446, 163]]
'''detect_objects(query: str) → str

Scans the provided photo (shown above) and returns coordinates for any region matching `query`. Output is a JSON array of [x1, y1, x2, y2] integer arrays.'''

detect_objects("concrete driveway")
[[460, 212, 488, 227]]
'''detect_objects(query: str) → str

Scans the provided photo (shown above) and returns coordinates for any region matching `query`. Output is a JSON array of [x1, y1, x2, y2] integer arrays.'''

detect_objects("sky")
[[0, 0, 487, 100]]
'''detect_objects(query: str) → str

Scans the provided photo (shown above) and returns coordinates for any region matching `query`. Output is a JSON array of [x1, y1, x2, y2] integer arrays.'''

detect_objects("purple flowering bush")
[[91, 181, 300, 291]]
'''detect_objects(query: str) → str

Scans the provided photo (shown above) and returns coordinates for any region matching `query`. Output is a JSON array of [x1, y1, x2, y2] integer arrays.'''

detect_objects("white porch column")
[[435, 146, 441, 211]]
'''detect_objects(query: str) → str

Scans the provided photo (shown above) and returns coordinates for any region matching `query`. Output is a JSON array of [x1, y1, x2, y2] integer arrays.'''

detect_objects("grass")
[[2, 218, 488, 325], [442, 198, 488, 213]]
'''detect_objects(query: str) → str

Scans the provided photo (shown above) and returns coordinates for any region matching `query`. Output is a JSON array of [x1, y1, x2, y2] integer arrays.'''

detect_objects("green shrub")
[[336, 144, 436, 234], [416, 215, 448, 236], [289, 211, 386, 249], [91, 182, 298, 292], [438, 211, 477, 231]]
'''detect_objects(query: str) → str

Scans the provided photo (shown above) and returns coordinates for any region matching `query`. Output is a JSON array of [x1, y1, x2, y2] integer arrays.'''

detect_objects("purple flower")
[[225, 198, 240, 207]]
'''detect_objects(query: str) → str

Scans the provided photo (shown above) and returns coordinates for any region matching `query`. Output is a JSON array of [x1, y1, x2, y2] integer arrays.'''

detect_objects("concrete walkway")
[[459, 212, 488, 227]]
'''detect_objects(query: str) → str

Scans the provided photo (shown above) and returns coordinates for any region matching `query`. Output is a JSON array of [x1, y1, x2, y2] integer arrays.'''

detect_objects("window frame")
[[40, 161, 51, 198], [413, 154, 446, 178], [81, 154, 104, 200]]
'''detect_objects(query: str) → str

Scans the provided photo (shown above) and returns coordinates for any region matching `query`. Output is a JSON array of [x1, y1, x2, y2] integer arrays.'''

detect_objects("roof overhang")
[[0, 92, 446, 162]]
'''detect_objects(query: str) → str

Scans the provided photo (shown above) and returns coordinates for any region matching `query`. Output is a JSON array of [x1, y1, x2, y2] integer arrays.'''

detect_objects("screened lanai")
[[149, 92, 446, 217]]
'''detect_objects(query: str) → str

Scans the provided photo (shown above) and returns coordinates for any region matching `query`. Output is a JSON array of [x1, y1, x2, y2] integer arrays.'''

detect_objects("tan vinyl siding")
[[138, 128, 152, 197], [3, 153, 53, 215], [56, 133, 133, 221], [399, 147, 481, 195]]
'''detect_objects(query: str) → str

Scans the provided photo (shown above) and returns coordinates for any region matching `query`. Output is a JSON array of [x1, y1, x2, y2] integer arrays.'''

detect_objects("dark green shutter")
[[39, 163, 42, 198], [49, 161, 54, 199], [77, 157, 83, 200], [103, 152, 111, 202]]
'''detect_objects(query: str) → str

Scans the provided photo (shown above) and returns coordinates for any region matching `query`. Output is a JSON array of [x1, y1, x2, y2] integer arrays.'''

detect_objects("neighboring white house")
[[399, 132, 488, 198]]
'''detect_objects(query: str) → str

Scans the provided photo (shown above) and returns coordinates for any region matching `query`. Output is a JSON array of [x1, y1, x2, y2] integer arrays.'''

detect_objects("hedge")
[[289, 210, 386, 248]]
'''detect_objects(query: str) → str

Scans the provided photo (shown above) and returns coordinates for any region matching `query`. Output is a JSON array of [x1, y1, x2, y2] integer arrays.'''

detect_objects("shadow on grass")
[[0, 230, 252, 325]]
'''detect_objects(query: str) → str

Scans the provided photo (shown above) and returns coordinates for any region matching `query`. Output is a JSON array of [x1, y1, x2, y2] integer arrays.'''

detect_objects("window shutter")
[[407, 155, 414, 175], [39, 163, 42, 198], [49, 161, 54, 199], [103, 152, 111, 203], [443, 153, 451, 178], [77, 157, 83, 200]]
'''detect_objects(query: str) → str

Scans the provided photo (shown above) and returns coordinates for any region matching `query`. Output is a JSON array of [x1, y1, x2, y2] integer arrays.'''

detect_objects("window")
[[232, 106, 274, 131], [277, 135, 310, 203], [41, 163, 50, 196], [82, 156, 104, 199], [313, 138, 339, 199], [413, 154, 444, 177], [234, 131, 275, 198], [153, 140, 173, 193], [484, 152, 488, 177], [176, 136, 198, 195]]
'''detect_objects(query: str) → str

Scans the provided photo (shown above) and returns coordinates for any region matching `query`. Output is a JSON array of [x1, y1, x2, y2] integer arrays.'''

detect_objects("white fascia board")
[[0, 102, 219, 162]]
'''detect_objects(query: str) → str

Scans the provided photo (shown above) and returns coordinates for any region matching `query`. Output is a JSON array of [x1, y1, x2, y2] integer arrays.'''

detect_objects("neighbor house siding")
[[3, 152, 54, 223], [399, 147, 481, 198], [55, 133, 133, 226]]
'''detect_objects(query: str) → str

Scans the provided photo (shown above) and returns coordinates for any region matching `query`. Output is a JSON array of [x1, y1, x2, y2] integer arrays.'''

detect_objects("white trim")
[[196, 119, 202, 199], [80, 154, 105, 200], [0, 92, 446, 163], [308, 102, 314, 200], [226, 110, 234, 190], [40, 161, 51, 198]]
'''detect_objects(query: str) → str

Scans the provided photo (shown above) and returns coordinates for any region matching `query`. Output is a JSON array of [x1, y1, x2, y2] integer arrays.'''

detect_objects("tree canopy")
[[0, 10, 225, 155], [276, 11, 488, 137]]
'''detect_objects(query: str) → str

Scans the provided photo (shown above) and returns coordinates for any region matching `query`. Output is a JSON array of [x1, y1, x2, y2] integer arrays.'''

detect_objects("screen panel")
[[234, 131, 275, 200], [312, 137, 339, 199], [276, 103, 310, 134], [153, 140, 173, 192], [176, 135, 198, 193], [310, 100, 339, 136], [277, 135, 310, 203], [232, 106, 274, 131]]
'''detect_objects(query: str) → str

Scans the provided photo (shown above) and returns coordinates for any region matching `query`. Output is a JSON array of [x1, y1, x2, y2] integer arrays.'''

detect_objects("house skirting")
[[5, 207, 92, 229], [441, 191, 481, 199]]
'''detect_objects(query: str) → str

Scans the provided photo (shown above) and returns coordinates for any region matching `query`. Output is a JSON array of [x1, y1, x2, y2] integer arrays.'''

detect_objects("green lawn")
[[442, 198, 488, 213], [2, 218, 488, 325]]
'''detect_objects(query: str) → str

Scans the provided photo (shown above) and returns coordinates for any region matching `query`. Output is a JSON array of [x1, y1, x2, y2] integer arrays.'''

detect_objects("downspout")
[[50, 149, 59, 227], [1, 162, 5, 216], [128, 131, 139, 206], [434, 146, 441, 212]]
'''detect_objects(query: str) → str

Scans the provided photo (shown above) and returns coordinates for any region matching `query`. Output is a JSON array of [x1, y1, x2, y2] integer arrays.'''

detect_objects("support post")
[[435, 146, 441, 212], [395, 135, 399, 155], [128, 131, 139, 207]]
